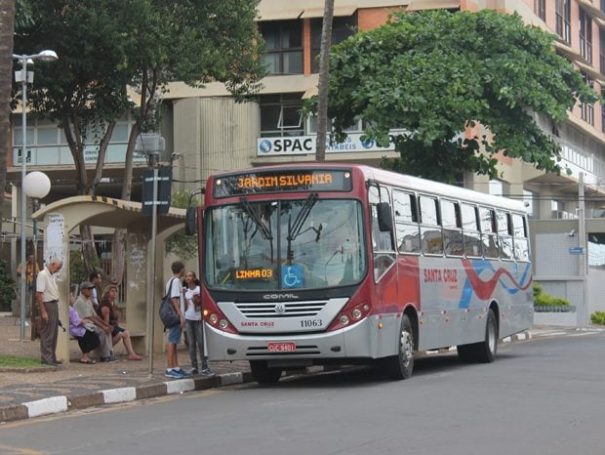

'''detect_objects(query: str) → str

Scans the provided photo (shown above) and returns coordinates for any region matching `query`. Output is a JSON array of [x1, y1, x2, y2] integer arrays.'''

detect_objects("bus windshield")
[[205, 198, 366, 291]]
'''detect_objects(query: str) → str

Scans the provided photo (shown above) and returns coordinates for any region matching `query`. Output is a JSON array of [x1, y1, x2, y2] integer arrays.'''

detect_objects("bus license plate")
[[267, 342, 296, 353]]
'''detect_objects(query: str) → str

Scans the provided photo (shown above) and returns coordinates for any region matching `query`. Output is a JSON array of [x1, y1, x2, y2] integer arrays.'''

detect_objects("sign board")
[[568, 246, 584, 255], [142, 166, 172, 216], [256, 132, 403, 156]]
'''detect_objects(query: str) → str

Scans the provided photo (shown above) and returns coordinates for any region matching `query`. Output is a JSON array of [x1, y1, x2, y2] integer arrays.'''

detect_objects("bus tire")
[[457, 308, 498, 363], [384, 314, 415, 380], [249, 360, 282, 385]]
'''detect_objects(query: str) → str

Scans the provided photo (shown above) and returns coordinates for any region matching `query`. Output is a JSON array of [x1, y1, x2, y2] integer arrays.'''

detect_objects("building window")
[[260, 21, 303, 75], [310, 15, 357, 73], [580, 73, 595, 126], [556, 0, 571, 44], [579, 9, 592, 63], [534, 0, 546, 20], [259, 93, 304, 137], [602, 88, 605, 133], [600, 29, 605, 74]]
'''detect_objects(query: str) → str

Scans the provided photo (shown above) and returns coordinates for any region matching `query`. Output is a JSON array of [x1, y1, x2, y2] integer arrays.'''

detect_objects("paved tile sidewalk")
[[0, 314, 251, 422]]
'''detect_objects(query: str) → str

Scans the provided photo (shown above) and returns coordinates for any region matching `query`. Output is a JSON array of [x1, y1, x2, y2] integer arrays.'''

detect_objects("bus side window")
[[479, 207, 499, 258], [512, 213, 529, 262], [442, 199, 463, 256], [394, 190, 420, 254], [369, 185, 396, 281], [461, 203, 481, 257], [419, 195, 443, 255], [497, 210, 513, 260]]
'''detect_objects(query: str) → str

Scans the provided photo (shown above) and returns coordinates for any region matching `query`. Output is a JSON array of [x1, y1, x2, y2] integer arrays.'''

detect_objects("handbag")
[[159, 278, 180, 328]]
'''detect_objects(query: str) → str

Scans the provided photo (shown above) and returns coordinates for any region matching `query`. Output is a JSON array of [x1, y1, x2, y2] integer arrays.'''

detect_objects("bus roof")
[[211, 163, 527, 213]]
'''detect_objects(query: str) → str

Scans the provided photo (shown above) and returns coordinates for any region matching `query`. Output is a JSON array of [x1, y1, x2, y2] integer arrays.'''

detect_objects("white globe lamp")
[[23, 171, 51, 199]]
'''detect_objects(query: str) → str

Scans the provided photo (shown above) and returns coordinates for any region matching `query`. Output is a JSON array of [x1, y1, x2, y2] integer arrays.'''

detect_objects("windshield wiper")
[[286, 193, 318, 261], [240, 197, 273, 240]]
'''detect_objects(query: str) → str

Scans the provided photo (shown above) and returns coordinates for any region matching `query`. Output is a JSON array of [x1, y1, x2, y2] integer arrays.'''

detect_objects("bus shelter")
[[32, 196, 186, 363]]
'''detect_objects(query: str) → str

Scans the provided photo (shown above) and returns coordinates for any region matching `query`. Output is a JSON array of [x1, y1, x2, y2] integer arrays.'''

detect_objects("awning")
[[300, 6, 358, 19], [404, 0, 460, 11]]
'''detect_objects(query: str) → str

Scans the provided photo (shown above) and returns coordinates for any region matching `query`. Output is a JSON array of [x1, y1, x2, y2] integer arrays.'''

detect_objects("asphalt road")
[[1, 331, 603, 455]]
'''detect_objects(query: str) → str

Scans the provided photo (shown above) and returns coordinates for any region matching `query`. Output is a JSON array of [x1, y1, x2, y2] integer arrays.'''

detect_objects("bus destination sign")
[[213, 169, 352, 197]]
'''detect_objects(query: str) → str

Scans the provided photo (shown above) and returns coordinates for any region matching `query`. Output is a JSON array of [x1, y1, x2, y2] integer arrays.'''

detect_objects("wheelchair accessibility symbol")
[[281, 264, 304, 289]]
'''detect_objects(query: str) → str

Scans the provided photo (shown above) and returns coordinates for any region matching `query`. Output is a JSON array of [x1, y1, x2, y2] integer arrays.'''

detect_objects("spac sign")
[[257, 133, 396, 156]]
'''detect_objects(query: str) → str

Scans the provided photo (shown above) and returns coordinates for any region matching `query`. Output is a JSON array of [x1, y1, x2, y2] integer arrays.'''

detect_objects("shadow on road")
[[250, 350, 522, 389]]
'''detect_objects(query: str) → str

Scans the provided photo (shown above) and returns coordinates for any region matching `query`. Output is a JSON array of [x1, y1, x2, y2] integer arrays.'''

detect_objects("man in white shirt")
[[36, 258, 63, 366], [75, 281, 114, 361]]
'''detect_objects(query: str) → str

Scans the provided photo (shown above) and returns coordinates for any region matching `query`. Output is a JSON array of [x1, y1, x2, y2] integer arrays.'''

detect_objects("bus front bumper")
[[205, 314, 400, 362]]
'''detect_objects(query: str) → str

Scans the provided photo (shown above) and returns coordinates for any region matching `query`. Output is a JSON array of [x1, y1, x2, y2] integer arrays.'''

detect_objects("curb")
[[502, 330, 532, 343], [0, 372, 253, 424]]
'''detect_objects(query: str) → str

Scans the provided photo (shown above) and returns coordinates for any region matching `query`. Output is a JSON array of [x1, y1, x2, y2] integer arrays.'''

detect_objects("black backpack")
[[159, 277, 180, 328]]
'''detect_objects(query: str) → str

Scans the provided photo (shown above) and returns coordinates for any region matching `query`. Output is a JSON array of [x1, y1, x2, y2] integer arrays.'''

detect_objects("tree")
[[14, 0, 263, 278], [326, 10, 598, 183], [108, 0, 263, 285], [315, 0, 334, 162]]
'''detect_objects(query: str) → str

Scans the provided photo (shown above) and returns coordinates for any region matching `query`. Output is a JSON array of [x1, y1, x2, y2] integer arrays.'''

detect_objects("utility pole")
[[315, 0, 335, 162], [578, 172, 589, 327]]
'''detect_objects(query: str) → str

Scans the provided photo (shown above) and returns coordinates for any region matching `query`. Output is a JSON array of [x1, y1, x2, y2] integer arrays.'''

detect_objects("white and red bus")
[[192, 164, 533, 383]]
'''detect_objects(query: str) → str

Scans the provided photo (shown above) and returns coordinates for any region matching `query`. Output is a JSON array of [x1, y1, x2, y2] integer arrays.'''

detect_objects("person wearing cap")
[[75, 281, 114, 362]]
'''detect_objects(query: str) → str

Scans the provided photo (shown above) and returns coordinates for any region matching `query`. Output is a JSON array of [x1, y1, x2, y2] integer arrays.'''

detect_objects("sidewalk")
[[0, 314, 252, 422]]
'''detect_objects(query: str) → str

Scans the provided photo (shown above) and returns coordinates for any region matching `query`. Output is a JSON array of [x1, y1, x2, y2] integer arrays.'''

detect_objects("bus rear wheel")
[[457, 308, 498, 363], [249, 361, 283, 385], [384, 314, 415, 380]]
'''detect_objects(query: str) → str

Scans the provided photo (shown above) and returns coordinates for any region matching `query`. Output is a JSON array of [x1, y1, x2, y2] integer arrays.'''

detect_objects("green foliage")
[[590, 311, 605, 325], [69, 248, 99, 286], [0, 260, 17, 311], [533, 282, 571, 308], [0, 355, 42, 368], [326, 10, 598, 183], [166, 190, 200, 260]]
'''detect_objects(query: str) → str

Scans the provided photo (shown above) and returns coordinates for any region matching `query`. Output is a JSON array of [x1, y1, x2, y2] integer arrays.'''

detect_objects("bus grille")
[[234, 300, 327, 318]]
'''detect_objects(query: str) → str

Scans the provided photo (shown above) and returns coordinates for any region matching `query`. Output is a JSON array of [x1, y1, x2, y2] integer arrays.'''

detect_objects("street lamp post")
[[13, 50, 58, 341]]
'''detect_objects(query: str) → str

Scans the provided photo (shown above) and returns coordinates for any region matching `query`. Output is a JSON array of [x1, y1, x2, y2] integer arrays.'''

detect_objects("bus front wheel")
[[250, 361, 282, 385], [457, 308, 498, 363], [384, 314, 415, 380]]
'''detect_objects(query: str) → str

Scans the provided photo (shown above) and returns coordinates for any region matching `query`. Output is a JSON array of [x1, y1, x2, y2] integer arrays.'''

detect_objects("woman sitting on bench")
[[97, 284, 143, 361]]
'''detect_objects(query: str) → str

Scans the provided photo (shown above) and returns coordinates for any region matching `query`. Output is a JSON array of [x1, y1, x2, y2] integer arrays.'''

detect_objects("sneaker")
[[201, 368, 215, 376], [165, 369, 185, 379], [174, 368, 192, 377], [190, 368, 199, 375]]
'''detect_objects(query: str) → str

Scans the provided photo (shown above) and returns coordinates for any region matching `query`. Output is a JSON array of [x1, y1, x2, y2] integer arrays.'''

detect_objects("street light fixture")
[[13, 50, 58, 341]]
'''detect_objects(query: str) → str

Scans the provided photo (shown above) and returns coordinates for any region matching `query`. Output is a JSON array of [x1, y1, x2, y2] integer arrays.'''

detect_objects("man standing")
[[75, 281, 114, 361], [165, 261, 190, 379], [36, 258, 63, 366]]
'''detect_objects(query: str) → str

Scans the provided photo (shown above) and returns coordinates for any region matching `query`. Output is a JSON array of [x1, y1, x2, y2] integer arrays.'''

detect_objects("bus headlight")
[[351, 309, 362, 320], [209, 314, 218, 325], [339, 315, 350, 326], [219, 319, 229, 329]]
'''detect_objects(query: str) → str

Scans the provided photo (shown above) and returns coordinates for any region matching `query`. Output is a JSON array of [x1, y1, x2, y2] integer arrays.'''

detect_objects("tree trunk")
[[315, 0, 334, 163], [0, 0, 16, 234]]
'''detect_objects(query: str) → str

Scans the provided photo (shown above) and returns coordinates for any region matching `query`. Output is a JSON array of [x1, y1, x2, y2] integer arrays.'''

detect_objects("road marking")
[[0, 443, 46, 454], [569, 331, 600, 337], [534, 331, 567, 337]]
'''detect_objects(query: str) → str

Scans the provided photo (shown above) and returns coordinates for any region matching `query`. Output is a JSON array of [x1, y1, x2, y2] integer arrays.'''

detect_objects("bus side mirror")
[[377, 202, 393, 232], [185, 207, 197, 236]]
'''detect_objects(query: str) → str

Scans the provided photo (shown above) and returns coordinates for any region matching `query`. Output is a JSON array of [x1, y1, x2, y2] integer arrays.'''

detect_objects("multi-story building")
[[7, 0, 605, 323]]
